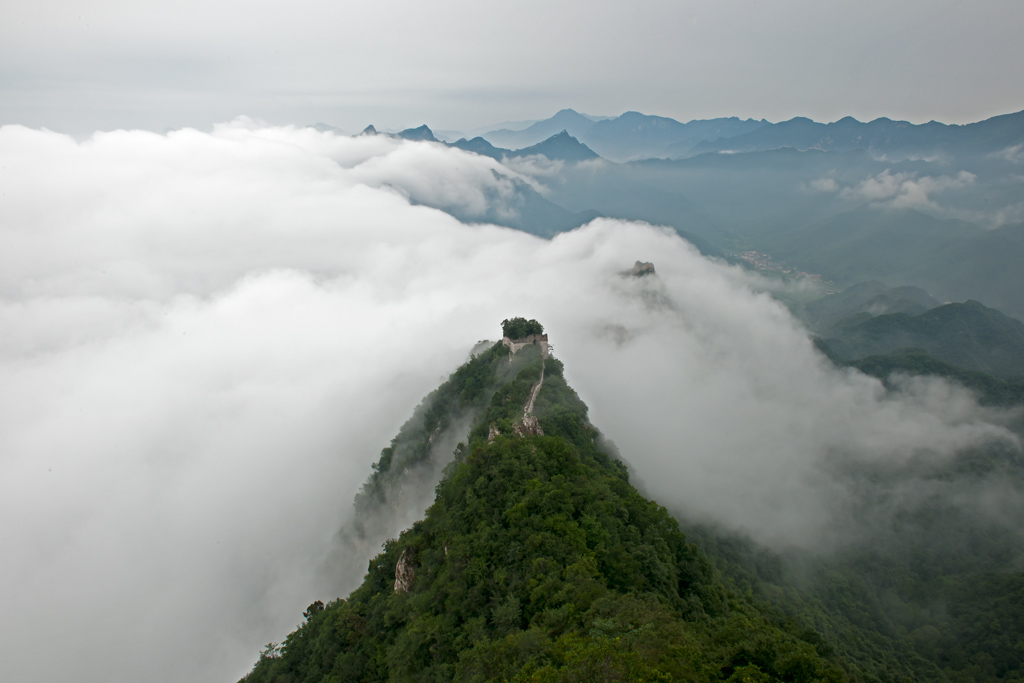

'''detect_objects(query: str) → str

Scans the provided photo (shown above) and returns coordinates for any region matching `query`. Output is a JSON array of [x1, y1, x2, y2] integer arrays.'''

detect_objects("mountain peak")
[[481, 110, 597, 150], [447, 136, 504, 160], [508, 130, 600, 162], [397, 124, 437, 142]]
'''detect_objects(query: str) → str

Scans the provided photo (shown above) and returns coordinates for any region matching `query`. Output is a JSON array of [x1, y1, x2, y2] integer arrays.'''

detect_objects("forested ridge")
[[241, 329, 844, 683]]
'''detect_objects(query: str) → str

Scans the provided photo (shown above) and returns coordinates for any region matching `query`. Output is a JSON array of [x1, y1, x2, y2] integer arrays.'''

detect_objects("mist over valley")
[[4, 2, 1024, 678], [1, 106, 1023, 681]]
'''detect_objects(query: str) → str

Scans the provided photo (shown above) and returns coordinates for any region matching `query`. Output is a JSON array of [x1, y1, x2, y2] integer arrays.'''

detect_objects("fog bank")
[[0, 122, 1016, 682]]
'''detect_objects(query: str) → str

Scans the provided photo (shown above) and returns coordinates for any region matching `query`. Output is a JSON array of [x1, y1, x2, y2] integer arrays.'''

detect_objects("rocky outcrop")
[[513, 415, 544, 437], [394, 547, 416, 593], [487, 424, 501, 443], [629, 261, 656, 277]]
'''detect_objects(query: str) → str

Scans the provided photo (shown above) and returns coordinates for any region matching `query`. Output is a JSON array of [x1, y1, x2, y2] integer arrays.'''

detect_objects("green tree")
[[502, 317, 544, 339]]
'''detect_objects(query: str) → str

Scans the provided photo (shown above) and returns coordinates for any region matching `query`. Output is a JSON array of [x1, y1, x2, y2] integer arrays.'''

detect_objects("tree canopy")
[[502, 317, 544, 340]]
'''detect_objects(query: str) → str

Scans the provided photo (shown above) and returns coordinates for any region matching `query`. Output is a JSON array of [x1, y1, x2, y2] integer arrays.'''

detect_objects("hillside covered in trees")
[[242, 322, 843, 683], [242, 319, 1024, 683]]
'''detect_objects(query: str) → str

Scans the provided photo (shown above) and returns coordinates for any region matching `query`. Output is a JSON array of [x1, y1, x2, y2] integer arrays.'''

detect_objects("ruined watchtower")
[[502, 333, 549, 359], [500, 317, 549, 359]]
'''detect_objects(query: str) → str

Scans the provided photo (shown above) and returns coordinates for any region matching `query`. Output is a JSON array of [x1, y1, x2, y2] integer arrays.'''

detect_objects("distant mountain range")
[[349, 107, 1024, 164], [357, 105, 1024, 166], [449, 130, 600, 163], [482, 109, 603, 149], [480, 109, 768, 161], [361, 122, 602, 164], [474, 108, 1024, 162], [690, 110, 1024, 158]]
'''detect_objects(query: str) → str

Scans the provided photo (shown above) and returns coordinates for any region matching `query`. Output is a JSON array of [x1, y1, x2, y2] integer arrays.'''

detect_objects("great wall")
[[486, 333, 549, 442], [501, 333, 549, 359]]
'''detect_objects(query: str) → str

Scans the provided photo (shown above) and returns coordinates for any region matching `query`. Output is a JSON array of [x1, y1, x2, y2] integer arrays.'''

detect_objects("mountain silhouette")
[[506, 130, 600, 162]]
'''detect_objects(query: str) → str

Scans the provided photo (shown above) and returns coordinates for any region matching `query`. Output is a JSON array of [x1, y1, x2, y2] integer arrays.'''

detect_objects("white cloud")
[[0, 123, 1016, 683], [996, 144, 1024, 164], [839, 168, 976, 210], [502, 154, 567, 182]]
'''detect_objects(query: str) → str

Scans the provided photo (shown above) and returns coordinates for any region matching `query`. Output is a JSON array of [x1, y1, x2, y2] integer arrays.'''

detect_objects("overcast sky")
[[2, 0, 1023, 136]]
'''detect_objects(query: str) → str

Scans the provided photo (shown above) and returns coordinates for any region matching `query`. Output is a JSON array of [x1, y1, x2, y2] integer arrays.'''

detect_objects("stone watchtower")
[[502, 333, 549, 359]]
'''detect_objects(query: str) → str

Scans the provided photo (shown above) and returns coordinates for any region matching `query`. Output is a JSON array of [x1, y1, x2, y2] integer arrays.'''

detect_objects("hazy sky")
[[2, 0, 1023, 136]]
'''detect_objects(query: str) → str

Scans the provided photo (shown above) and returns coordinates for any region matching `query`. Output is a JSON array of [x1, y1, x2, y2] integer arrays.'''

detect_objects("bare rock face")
[[513, 415, 544, 437], [394, 547, 416, 593], [488, 424, 501, 443]]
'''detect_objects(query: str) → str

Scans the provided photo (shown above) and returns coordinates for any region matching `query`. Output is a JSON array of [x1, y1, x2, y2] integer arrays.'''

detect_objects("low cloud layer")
[[0, 123, 1018, 683], [806, 168, 1024, 226], [811, 168, 978, 212], [997, 144, 1024, 164]]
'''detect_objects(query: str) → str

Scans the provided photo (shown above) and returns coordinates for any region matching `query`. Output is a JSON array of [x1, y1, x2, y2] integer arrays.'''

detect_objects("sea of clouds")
[[0, 120, 1018, 683]]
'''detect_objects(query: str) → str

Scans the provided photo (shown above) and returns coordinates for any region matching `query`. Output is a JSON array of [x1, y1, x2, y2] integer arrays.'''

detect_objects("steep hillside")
[[799, 282, 940, 334], [241, 322, 843, 683], [911, 222, 1024, 320], [823, 299, 1024, 378]]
